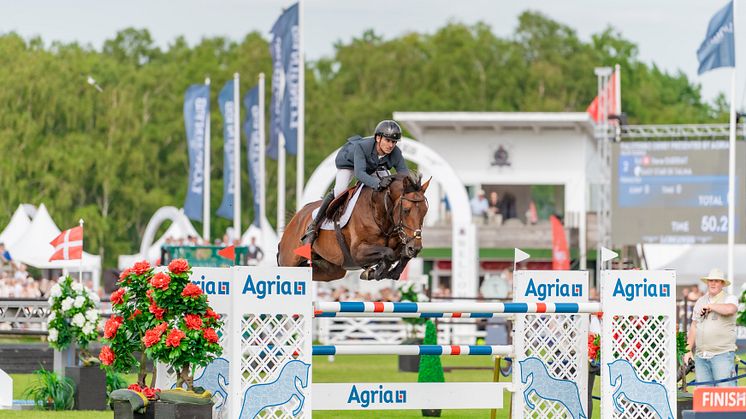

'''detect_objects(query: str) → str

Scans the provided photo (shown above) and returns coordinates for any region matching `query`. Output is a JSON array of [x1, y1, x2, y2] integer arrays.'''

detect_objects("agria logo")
[[347, 385, 407, 408], [612, 277, 670, 301], [192, 275, 230, 295], [524, 278, 583, 301], [242, 274, 306, 299]]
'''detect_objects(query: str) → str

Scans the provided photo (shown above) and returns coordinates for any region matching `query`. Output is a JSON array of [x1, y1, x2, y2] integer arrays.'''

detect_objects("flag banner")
[[586, 70, 618, 123], [514, 248, 530, 264], [50, 226, 83, 261], [184, 84, 210, 221], [550, 215, 570, 270], [697, 1, 735, 74], [243, 85, 262, 227], [217, 80, 236, 220], [600, 247, 619, 264], [268, 3, 299, 159]]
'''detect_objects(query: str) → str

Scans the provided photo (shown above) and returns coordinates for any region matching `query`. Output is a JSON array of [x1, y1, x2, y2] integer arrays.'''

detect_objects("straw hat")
[[700, 268, 731, 286]]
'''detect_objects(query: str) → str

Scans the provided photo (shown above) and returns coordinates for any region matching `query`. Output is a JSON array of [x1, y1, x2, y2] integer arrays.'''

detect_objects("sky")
[[2, 0, 744, 107]]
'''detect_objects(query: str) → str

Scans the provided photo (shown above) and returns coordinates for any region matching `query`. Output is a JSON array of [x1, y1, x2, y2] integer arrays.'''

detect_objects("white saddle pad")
[[311, 185, 365, 230]]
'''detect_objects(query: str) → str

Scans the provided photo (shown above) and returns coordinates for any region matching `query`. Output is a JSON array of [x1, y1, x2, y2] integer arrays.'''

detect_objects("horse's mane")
[[392, 172, 423, 194]]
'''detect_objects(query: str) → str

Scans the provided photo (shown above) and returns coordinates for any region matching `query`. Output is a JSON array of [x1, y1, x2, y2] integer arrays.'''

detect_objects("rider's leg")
[[302, 169, 353, 244]]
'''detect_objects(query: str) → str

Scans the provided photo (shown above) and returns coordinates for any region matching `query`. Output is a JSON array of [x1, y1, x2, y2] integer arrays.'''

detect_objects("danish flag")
[[49, 226, 83, 261]]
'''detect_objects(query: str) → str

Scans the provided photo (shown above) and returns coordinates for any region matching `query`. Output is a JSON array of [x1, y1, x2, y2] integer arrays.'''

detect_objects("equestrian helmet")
[[374, 120, 402, 141]]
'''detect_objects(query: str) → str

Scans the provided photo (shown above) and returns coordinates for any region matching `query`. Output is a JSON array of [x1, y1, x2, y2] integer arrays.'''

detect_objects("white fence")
[[314, 317, 491, 345]]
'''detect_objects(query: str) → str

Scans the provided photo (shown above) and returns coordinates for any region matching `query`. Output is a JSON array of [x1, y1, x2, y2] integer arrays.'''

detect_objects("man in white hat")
[[683, 268, 739, 387]]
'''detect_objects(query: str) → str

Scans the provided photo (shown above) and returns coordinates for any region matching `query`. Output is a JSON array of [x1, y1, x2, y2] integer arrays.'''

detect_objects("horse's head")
[[518, 358, 534, 384], [607, 359, 625, 386], [388, 173, 431, 258]]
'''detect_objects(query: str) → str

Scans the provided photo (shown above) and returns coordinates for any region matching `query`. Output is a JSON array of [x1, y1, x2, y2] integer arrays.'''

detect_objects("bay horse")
[[278, 172, 430, 281]]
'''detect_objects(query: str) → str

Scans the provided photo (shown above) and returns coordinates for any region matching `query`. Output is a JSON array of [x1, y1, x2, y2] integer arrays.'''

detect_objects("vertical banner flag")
[[217, 80, 236, 219], [268, 3, 299, 159], [49, 226, 83, 261], [243, 85, 262, 227], [586, 70, 618, 123], [697, 1, 735, 74], [550, 215, 571, 270], [184, 84, 210, 221]]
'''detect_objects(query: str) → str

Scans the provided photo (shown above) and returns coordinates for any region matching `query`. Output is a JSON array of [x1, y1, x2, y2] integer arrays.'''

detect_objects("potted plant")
[[398, 284, 428, 372], [587, 332, 600, 417], [22, 367, 75, 411], [418, 320, 444, 417], [100, 260, 164, 418], [46, 275, 105, 410]]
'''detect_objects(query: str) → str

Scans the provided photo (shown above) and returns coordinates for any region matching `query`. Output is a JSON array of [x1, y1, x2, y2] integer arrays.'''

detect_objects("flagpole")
[[258, 73, 267, 233], [278, 133, 286, 233], [233, 73, 241, 241], [203, 77, 211, 242], [78, 219, 84, 284], [727, 0, 737, 292], [296, 0, 305, 211]]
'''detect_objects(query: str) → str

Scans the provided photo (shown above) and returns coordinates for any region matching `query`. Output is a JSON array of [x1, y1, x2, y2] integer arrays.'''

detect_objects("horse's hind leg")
[[312, 259, 346, 282]]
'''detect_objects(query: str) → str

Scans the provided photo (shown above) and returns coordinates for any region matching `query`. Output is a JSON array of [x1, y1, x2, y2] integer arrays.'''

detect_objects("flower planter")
[[154, 401, 213, 419], [112, 400, 156, 419], [65, 365, 106, 410], [587, 363, 600, 418]]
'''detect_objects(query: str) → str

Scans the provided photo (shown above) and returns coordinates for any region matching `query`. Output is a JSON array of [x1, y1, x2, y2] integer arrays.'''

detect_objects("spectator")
[[487, 192, 501, 224], [470, 189, 489, 224], [247, 237, 264, 266], [0, 242, 13, 269], [498, 192, 517, 222], [683, 268, 739, 387]]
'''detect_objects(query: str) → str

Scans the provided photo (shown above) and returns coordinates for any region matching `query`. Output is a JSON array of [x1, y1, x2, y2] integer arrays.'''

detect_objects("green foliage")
[[22, 367, 76, 411], [46, 276, 100, 351], [398, 284, 427, 339], [676, 331, 688, 365], [0, 14, 727, 269], [417, 320, 444, 384], [105, 371, 128, 403]]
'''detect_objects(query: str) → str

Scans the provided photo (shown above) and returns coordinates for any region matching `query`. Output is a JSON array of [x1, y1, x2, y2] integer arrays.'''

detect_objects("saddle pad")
[[311, 185, 365, 230]]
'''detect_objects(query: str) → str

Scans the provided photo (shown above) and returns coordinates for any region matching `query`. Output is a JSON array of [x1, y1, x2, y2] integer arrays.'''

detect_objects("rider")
[[302, 119, 410, 244]]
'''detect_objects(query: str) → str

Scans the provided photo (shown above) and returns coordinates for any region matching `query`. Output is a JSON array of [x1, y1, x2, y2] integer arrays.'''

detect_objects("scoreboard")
[[612, 141, 745, 244]]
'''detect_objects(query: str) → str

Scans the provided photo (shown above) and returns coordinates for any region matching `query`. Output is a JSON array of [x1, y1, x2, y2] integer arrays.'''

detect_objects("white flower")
[[48, 328, 58, 342], [61, 297, 74, 312], [82, 323, 95, 336], [47, 296, 54, 305], [73, 295, 86, 308], [72, 281, 83, 292], [85, 309, 98, 322], [48, 311, 56, 321], [72, 313, 85, 327], [50, 284, 62, 297], [88, 291, 100, 303]]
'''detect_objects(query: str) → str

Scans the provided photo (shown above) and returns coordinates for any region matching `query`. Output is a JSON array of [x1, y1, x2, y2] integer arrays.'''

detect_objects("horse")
[[519, 357, 586, 419], [607, 359, 674, 419], [278, 172, 430, 281], [238, 360, 311, 418], [192, 358, 229, 410]]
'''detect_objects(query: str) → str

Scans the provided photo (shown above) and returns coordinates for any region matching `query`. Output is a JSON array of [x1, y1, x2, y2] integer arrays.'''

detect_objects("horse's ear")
[[421, 177, 432, 193]]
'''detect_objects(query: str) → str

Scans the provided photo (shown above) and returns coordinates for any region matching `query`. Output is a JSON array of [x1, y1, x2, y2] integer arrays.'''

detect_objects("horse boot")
[[301, 192, 335, 245]]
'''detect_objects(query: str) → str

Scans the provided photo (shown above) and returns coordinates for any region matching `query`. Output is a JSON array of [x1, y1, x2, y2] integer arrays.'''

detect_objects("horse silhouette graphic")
[[607, 359, 674, 419], [239, 359, 310, 418], [173, 358, 230, 410], [519, 357, 586, 419]]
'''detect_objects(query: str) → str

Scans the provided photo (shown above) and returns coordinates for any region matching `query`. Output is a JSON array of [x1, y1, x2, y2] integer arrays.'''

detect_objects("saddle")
[[325, 183, 361, 221]]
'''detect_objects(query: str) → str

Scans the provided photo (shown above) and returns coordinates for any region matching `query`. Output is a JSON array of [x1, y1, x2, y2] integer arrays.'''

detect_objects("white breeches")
[[334, 169, 354, 197]]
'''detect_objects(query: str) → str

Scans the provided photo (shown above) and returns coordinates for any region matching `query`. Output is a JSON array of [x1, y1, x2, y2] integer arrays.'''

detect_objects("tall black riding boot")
[[302, 192, 335, 244]]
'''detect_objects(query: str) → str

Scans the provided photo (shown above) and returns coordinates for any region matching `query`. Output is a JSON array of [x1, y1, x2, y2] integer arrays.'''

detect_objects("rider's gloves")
[[377, 176, 394, 191]]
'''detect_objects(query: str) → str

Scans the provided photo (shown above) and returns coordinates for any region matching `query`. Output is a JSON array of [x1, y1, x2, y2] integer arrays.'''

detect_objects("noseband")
[[373, 188, 428, 246]]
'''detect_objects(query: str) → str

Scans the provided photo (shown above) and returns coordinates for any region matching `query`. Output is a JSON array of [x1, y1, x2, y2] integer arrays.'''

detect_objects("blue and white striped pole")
[[313, 345, 512, 356], [315, 301, 602, 315]]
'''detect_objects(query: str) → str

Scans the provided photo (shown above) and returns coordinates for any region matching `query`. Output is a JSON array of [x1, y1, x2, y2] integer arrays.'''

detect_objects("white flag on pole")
[[600, 247, 618, 264], [514, 248, 530, 265]]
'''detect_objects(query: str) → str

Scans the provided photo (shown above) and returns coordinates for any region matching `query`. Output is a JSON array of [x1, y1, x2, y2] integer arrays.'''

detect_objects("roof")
[[393, 112, 595, 138]]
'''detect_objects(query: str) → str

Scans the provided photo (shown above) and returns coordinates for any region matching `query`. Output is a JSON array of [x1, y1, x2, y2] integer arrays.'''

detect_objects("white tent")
[[0, 204, 32, 247], [8, 204, 101, 283], [118, 208, 200, 269]]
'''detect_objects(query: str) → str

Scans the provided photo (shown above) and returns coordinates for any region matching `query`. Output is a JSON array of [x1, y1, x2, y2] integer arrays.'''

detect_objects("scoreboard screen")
[[612, 141, 745, 245]]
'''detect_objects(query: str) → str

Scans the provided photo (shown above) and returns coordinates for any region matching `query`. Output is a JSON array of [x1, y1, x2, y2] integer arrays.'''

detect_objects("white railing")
[[314, 317, 491, 345]]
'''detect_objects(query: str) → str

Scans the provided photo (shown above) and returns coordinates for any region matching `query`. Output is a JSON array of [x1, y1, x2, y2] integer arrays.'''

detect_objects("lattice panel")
[[607, 315, 672, 419], [518, 314, 587, 419], [240, 313, 309, 418]]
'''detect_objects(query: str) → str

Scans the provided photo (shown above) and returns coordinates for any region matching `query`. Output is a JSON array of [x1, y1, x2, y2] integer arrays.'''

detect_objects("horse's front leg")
[[355, 243, 396, 280], [385, 256, 411, 280]]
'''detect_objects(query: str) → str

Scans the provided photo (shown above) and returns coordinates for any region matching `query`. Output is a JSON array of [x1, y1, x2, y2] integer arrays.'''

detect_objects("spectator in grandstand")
[[0, 242, 13, 268], [498, 192, 517, 222], [470, 189, 489, 224], [487, 191, 501, 224], [247, 237, 264, 266], [683, 268, 739, 387]]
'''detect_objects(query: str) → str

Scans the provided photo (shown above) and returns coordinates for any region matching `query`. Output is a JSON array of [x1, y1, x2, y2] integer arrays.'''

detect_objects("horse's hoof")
[[360, 270, 369, 280]]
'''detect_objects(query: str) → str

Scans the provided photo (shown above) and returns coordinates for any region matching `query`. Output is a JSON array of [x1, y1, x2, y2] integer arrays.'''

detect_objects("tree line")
[[0, 12, 728, 268]]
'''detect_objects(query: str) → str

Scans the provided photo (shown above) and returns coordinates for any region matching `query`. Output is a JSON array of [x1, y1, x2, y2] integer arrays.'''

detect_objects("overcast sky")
[[2, 0, 744, 107]]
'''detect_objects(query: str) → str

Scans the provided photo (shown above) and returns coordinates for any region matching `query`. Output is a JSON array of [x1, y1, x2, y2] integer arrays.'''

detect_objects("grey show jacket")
[[334, 135, 409, 189]]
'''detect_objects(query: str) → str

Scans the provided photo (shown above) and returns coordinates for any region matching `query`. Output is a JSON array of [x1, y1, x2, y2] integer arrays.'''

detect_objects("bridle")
[[372, 187, 428, 247]]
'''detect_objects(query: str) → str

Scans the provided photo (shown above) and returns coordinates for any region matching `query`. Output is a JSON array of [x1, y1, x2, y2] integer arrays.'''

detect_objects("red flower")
[[165, 329, 186, 348], [150, 272, 171, 290], [146, 289, 154, 303], [129, 309, 142, 320], [181, 283, 202, 297], [99, 346, 115, 365], [143, 327, 164, 348], [104, 316, 123, 339], [184, 314, 203, 330], [205, 309, 221, 320], [118, 268, 132, 282], [110, 288, 125, 305], [203, 328, 219, 343], [132, 260, 151, 275], [149, 302, 165, 320], [128, 383, 142, 393], [142, 387, 158, 399], [154, 322, 169, 334], [168, 259, 190, 274]]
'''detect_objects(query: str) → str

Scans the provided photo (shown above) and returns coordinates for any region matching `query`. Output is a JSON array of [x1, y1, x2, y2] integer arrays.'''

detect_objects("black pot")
[[154, 401, 213, 419], [422, 408, 442, 417], [112, 400, 156, 419], [65, 365, 107, 410], [677, 391, 693, 419], [398, 337, 423, 372]]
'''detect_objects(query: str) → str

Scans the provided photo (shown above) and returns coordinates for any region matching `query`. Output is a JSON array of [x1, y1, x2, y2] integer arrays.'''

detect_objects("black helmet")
[[374, 120, 402, 141]]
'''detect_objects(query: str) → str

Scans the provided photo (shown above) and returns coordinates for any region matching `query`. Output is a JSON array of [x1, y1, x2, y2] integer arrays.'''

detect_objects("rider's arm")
[[353, 144, 383, 189]]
